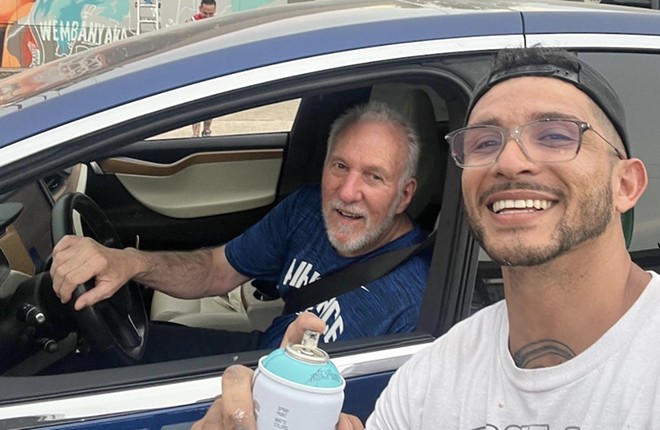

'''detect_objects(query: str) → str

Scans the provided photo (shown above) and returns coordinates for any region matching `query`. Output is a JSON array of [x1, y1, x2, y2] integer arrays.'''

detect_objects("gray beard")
[[324, 194, 402, 255]]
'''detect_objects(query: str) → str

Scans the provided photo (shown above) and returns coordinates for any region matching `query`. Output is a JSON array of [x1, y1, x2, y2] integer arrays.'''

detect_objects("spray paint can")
[[253, 330, 345, 430]]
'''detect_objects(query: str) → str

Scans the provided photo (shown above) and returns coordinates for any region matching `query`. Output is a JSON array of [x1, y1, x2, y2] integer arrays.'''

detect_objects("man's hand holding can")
[[192, 313, 365, 430]]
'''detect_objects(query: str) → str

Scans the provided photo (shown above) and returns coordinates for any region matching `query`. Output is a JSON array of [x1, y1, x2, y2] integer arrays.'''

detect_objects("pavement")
[[152, 100, 301, 139]]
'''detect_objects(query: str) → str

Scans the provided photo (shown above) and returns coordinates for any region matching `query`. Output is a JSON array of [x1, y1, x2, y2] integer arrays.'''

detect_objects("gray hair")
[[325, 102, 421, 185]]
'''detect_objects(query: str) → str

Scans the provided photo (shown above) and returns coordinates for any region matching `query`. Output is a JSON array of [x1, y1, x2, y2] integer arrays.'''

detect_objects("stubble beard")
[[469, 183, 614, 267]]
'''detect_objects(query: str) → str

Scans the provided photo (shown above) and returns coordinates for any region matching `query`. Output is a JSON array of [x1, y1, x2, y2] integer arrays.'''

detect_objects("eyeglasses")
[[444, 118, 624, 168]]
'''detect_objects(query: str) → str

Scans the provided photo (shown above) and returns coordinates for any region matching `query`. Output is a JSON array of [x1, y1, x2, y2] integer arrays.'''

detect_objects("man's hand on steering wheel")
[[50, 235, 139, 310], [50, 192, 148, 363]]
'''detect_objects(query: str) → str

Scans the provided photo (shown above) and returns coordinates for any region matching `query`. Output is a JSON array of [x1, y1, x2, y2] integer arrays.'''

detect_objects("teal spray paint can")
[[253, 330, 345, 429]]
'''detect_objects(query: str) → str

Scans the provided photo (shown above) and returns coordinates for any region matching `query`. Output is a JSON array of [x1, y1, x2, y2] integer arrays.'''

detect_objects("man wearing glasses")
[[194, 47, 659, 429]]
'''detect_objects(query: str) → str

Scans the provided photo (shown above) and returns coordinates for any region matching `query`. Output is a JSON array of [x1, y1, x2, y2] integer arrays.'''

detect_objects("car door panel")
[[98, 149, 283, 219], [86, 134, 287, 251]]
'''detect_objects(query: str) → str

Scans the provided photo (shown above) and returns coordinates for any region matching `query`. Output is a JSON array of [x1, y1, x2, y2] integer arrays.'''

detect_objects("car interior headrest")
[[397, 89, 443, 220]]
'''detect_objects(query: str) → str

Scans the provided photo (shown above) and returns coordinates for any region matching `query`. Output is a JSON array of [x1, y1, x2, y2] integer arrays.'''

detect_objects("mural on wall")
[[2, 0, 132, 68], [0, 0, 282, 69]]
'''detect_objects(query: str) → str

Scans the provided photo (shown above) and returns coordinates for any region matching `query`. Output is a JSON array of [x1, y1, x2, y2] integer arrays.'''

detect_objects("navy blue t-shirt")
[[225, 184, 431, 349]]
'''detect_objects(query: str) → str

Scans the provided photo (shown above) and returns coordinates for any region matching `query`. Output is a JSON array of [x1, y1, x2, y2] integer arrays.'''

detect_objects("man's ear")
[[614, 158, 648, 213], [396, 178, 417, 214]]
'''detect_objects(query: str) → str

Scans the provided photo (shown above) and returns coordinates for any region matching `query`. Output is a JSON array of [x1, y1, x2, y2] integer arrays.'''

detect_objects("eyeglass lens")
[[452, 120, 582, 167]]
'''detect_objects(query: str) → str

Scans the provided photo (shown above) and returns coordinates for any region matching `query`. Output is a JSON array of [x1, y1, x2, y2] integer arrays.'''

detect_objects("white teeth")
[[492, 199, 552, 213]]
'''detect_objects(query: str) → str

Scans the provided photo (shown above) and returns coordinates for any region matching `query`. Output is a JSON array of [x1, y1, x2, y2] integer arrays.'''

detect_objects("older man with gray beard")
[[50, 102, 431, 363]]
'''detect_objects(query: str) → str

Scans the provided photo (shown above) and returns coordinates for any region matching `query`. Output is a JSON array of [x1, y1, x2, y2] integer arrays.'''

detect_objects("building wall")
[[0, 0, 284, 69]]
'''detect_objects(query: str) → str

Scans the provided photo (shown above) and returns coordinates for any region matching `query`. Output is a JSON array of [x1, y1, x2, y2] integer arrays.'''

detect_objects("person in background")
[[189, 0, 216, 21], [193, 46, 660, 429], [188, 0, 216, 137]]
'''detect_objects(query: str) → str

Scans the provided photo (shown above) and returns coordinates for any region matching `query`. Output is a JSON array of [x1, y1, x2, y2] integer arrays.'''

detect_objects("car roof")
[[1, 0, 659, 146]]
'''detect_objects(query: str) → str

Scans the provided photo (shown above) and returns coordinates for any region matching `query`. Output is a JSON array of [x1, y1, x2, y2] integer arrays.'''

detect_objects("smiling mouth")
[[337, 209, 364, 219], [491, 199, 554, 214]]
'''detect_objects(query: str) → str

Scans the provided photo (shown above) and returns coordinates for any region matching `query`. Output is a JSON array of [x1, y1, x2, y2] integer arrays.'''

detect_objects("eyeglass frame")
[[444, 118, 626, 168]]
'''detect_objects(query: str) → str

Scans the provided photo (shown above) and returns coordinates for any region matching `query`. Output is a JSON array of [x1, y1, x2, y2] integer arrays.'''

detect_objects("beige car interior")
[[149, 84, 445, 332], [97, 150, 283, 219]]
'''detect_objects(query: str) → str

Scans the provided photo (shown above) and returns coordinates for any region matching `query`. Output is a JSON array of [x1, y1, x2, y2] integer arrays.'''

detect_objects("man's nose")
[[493, 135, 537, 176], [337, 172, 363, 202]]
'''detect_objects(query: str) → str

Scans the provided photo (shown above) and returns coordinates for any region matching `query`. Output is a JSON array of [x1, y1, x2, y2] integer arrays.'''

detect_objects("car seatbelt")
[[282, 230, 436, 315]]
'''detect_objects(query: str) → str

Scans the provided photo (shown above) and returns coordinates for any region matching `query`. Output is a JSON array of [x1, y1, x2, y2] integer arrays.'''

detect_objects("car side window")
[[579, 52, 660, 254], [148, 99, 301, 140]]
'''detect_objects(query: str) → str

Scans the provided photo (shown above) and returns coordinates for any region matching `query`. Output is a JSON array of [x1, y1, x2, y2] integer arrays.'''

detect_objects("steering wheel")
[[51, 192, 148, 363]]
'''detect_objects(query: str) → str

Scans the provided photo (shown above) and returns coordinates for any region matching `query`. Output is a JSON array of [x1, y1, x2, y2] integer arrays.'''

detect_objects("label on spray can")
[[253, 330, 345, 430]]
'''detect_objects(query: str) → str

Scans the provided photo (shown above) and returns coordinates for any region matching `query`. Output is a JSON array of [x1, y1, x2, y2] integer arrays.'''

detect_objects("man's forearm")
[[129, 248, 222, 299]]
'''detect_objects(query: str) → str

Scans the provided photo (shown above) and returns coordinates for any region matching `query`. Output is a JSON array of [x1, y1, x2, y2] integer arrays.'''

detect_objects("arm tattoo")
[[512, 339, 576, 368]]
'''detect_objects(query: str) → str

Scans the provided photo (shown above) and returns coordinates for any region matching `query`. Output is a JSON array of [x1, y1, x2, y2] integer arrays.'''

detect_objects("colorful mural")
[[0, 0, 283, 70]]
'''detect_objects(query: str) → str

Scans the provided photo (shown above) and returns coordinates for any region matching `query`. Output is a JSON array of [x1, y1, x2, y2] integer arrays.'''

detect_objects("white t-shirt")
[[367, 271, 660, 429]]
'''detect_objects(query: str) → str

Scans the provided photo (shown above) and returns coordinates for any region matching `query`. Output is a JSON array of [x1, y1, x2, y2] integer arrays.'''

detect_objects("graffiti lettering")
[[35, 21, 128, 46], [0, 1, 285, 68]]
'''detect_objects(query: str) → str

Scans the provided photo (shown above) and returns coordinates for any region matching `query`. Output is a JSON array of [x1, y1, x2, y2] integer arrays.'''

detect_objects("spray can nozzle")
[[299, 330, 320, 356]]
